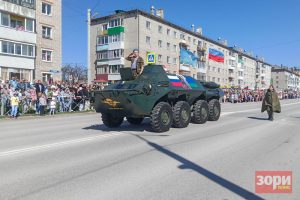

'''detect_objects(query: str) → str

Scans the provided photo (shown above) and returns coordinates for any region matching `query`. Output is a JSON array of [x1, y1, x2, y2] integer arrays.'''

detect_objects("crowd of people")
[[1, 76, 300, 119], [0, 77, 104, 119], [221, 87, 300, 103]]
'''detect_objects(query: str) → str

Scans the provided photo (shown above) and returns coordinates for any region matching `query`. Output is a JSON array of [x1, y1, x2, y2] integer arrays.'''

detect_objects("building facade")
[[0, 0, 36, 81], [0, 0, 61, 82], [272, 68, 300, 91], [35, 0, 62, 82], [89, 9, 271, 89]]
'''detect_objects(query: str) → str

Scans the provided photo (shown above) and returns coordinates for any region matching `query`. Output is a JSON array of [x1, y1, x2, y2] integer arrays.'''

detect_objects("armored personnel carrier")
[[91, 65, 223, 132]]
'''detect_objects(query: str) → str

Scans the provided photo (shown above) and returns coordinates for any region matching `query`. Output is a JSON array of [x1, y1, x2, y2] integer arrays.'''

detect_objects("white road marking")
[[0, 132, 123, 158], [221, 101, 300, 116]]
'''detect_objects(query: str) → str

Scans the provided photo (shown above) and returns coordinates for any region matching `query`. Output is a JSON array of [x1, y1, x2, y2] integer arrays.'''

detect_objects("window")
[[174, 31, 177, 38], [42, 50, 52, 62], [22, 44, 28, 55], [167, 29, 170, 35], [42, 26, 52, 39], [1, 41, 34, 57], [26, 18, 34, 32], [158, 40, 162, 48], [188, 36, 191, 42], [110, 34, 121, 43], [167, 42, 170, 50], [1, 13, 9, 26], [193, 39, 196, 45], [146, 36, 151, 44], [1, 41, 8, 53], [102, 24, 108, 31], [158, 25, 162, 33], [97, 51, 108, 60], [173, 45, 177, 52], [97, 36, 109, 45], [158, 54, 162, 62], [173, 58, 177, 65], [218, 78, 220, 82], [10, 17, 23, 29], [109, 18, 122, 28], [109, 65, 122, 74], [28, 45, 33, 56], [8, 42, 14, 54], [42, 3, 52, 15], [15, 43, 21, 55], [146, 21, 151, 29], [212, 77, 216, 82], [180, 33, 185, 40], [167, 56, 170, 64], [218, 68, 221, 73]]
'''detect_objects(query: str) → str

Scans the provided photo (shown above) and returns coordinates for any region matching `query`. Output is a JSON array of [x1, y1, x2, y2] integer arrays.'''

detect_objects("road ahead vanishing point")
[[0, 99, 299, 200]]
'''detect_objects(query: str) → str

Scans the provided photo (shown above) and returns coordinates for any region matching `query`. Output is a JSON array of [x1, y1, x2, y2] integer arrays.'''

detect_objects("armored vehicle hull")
[[92, 65, 223, 132]]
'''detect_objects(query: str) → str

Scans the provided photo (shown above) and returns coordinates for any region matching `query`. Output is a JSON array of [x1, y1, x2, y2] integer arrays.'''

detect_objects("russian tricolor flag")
[[167, 75, 183, 87], [209, 48, 224, 63]]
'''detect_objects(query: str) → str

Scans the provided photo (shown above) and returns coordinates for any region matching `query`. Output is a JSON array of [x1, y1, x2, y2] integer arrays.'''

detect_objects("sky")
[[62, 0, 300, 68]]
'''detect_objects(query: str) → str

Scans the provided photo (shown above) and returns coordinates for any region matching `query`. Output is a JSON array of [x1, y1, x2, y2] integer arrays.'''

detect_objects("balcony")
[[3, 0, 35, 9], [0, 26, 36, 44], [229, 73, 235, 78], [229, 56, 236, 61], [98, 30, 108, 35], [197, 45, 207, 52], [180, 65, 190, 72], [200, 56, 206, 62], [1, 1, 35, 19], [261, 73, 266, 77], [238, 76, 244, 80], [228, 65, 235, 70]]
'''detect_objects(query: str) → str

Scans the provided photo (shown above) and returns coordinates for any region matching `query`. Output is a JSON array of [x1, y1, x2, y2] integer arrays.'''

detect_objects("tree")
[[62, 63, 87, 83]]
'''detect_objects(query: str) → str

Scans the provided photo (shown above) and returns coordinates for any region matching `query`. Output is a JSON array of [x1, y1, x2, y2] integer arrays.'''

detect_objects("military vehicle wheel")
[[191, 100, 208, 124], [150, 102, 173, 132], [127, 117, 144, 125], [102, 113, 124, 128], [172, 101, 191, 128], [208, 99, 221, 121]]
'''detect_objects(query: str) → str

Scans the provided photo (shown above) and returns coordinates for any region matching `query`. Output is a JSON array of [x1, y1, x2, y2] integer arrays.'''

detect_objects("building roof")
[[272, 68, 300, 77], [91, 9, 272, 66]]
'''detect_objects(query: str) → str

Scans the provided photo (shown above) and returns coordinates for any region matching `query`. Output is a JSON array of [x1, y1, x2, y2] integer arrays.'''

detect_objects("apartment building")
[[0, 0, 36, 81], [0, 0, 61, 82], [89, 8, 271, 89], [35, 0, 62, 82], [272, 67, 300, 91]]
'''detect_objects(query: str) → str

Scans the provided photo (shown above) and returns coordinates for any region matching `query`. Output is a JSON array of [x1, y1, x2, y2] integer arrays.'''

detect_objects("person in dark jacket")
[[35, 80, 45, 95], [126, 49, 144, 78], [261, 85, 281, 121]]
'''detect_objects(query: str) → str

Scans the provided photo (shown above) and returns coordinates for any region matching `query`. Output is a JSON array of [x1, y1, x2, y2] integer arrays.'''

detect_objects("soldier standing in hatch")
[[126, 49, 144, 77], [261, 85, 281, 121]]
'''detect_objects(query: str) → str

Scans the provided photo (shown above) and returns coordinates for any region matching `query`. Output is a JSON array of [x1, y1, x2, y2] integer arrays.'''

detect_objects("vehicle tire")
[[172, 101, 191, 128], [150, 102, 173, 132], [127, 117, 144, 125], [191, 100, 208, 124], [208, 99, 221, 121], [102, 113, 124, 128]]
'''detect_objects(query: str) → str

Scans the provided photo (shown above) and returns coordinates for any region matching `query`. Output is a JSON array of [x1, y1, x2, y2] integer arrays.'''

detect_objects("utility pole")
[[87, 9, 91, 84]]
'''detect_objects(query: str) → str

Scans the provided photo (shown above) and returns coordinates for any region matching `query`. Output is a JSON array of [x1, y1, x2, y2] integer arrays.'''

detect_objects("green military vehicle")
[[92, 65, 224, 132]]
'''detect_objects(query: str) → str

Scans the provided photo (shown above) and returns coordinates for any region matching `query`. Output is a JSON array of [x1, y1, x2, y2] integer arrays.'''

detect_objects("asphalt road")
[[0, 99, 299, 200]]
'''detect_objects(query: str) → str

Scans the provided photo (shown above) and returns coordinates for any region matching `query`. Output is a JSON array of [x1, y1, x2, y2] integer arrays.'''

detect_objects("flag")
[[209, 48, 224, 63], [168, 75, 182, 87]]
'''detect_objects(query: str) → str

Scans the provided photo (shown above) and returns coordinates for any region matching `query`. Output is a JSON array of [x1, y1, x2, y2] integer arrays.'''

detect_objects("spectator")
[[39, 93, 47, 116], [50, 97, 56, 115], [10, 93, 19, 119]]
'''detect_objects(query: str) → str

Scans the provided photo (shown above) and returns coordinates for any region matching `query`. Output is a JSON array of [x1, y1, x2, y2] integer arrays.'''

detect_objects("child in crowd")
[[50, 97, 56, 115], [39, 93, 47, 116], [10, 93, 19, 119]]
